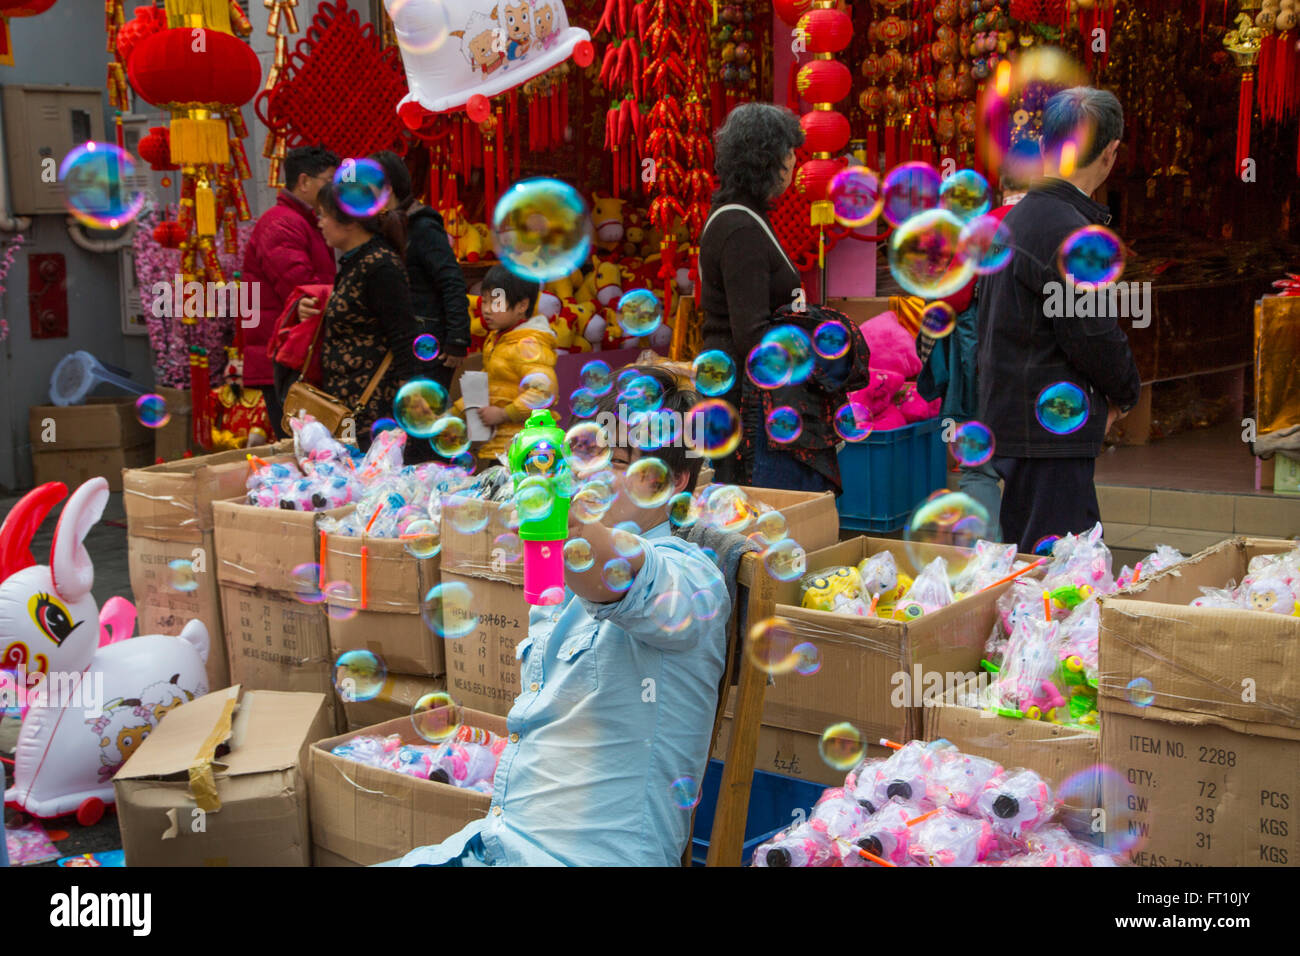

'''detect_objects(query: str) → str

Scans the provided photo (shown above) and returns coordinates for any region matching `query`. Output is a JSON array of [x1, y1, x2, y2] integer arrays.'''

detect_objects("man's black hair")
[[481, 264, 541, 314], [369, 150, 413, 204], [284, 145, 340, 192]]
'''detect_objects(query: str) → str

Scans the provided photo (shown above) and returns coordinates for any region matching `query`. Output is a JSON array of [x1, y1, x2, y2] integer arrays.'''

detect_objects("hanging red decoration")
[[774, 0, 816, 27], [0, 0, 56, 67], [800, 109, 851, 153], [153, 221, 187, 248], [114, 4, 167, 66], [137, 126, 179, 171], [796, 59, 852, 103]]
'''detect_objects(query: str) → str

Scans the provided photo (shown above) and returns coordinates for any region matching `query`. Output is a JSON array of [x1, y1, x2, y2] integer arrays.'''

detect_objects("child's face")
[[482, 289, 529, 332]]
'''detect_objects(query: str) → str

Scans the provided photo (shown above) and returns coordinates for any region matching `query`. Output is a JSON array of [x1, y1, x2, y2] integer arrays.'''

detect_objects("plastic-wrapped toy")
[[856, 551, 913, 611], [1116, 545, 1185, 590], [988, 617, 1067, 721], [925, 750, 1003, 810], [1242, 575, 1298, 615], [856, 739, 948, 809], [907, 807, 995, 866], [1041, 523, 1114, 595], [289, 412, 351, 465], [976, 768, 1055, 839], [851, 800, 924, 866], [429, 741, 501, 790], [894, 557, 954, 620], [808, 788, 873, 863], [801, 566, 869, 616], [752, 821, 839, 867], [1189, 585, 1242, 609], [951, 541, 1018, 594]]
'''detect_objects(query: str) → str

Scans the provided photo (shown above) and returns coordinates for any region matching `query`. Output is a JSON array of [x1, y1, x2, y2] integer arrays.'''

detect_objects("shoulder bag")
[[281, 310, 392, 437]]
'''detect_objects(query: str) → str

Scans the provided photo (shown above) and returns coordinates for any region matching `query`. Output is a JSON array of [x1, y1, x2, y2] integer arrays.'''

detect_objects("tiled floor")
[[1095, 422, 1263, 493]]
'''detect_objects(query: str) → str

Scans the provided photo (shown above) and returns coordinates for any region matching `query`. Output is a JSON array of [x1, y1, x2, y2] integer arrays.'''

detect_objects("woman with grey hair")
[[697, 103, 814, 488]]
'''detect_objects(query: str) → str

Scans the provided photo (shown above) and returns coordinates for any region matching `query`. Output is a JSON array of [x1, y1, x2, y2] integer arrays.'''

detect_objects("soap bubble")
[[135, 394, 171, 429], [413, 334, 440, 362], [813, 320, 851, 360], [570, 388, 599, 419], [538, 585, 566, 605], [518, 371, 557, 410], [669, 776, 702, 810], [448, 496, 491, 534], [565, 421, 612, 475], [793, 642, 822, 676], [580, 359, 613, 395], [1033, 535, 1061, 557], [765, 406, 802, 444], [904, 491, 989, 575], [667, 491, 699, 529], [421, 581, 478, 640], [819, 722, 865, 771], [746, 616, 802, 675], [401, 518, 442, 559], [323, 581, 358, 621], [1059, 225, 1124, 284], [959, 214, 1014, 274], [602, 558, 634, 593], [570, 480, 615, 523], [612, 526, 643, 560], [334, 649, 386, 702], [702, 485, 755, 533], [333, 158, 391, 217], [371, 417, 399, 437], [693, 350, 737, 397], [564, 537, 594, 572], [626, 457, 673, 508], [687, 399, 742, 459], [617, 289, 663, 338], [764, 325, 815, 386], [829, 166, 884, 227], [393, 379, 449, 438], [881, 161, 941, 227], [429, 416, 471, 458], [939, 168, 992, 221], [887, 208, 975, 299], [651, 590, 693, 633], [616, 368, 641, 391], [290, 563, 325, 604], [59, 142, 146, 229], [386, 0, 451, 54], [692, 588, 721, 621], [1125, 678, 1155, 707], [522, 440, 562, 476], [167, 558, 197, 593], [834, 401, 873, 442], [920, 301, 958, 339], [763, 539, 807, 582], [619, 374, 665, 421], [498, 500, 521, 531], [1059, 764, 1145, 855], [1035, 382, 1090, 435], [410, 691, 462, 744], [493, 532, 522, 565], [755, 511, 788, 545], [952, 421, 995, 467], [491, 177, 593, 282], [977, 47, 1088, 185], [746, 339, 793, 389], [515, 476, 555, 522]]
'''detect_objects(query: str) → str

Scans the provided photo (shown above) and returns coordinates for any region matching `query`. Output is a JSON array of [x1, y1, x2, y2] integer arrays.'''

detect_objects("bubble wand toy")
[[507, 410, 573, 606]]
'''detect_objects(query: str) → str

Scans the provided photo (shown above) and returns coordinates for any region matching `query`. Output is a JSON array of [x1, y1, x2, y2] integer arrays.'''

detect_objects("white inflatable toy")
[[0, 478, 209, 824]]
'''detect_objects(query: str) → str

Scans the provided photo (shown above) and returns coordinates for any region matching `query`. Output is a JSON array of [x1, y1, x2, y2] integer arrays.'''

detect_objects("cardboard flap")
[[115, 685, 240, 803], [223, 690, 329, 776]]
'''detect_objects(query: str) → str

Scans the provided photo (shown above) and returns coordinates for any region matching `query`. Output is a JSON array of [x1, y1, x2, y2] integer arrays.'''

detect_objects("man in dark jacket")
[[241, 145, 339, 437], [976, 87, 1142, 553]]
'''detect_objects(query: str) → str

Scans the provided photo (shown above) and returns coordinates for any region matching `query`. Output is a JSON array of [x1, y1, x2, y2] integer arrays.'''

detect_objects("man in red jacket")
[[241, 145, 340, 437]]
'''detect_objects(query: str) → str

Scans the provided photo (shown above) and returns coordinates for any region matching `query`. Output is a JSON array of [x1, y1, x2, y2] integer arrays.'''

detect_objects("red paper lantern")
[[774, 0, 815, 25], [796, 9, 853, 54], [128, 28, 261, 110], [0, 0, 56, 14], [795, 157, 841, 201], [153, 221, 186, 248], [796, 60, 852, 104], [138, 126, 178, 171], [115, 4, 167, 66], [800, 110, 851, 154]]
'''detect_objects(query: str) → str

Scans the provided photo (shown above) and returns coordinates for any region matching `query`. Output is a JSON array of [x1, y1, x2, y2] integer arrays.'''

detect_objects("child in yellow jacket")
[[456, 265, 559, 465]]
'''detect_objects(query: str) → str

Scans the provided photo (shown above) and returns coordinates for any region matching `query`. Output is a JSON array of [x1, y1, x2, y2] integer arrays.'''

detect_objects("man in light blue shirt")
[[401, 366, 729, 867]]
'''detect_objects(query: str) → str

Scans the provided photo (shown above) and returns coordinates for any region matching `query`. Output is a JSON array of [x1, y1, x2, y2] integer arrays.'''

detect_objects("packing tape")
[[187, 694, 238, 813]]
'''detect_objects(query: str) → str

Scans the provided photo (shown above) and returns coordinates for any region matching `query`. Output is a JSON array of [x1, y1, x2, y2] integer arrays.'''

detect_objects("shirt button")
[[493, 806, 502, 816], [509, 733, 519, 743], [529, 682, 539, 692]]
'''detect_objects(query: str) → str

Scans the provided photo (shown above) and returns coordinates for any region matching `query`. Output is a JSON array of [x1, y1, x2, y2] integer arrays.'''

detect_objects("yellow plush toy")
[[591, 194, 627, 254], [800, 567, 870, 615]]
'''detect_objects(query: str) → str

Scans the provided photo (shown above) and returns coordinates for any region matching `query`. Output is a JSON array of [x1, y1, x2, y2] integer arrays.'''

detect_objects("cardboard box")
[[213, 497, 353, 593], [114, 687, 331, 866], [128, 531, 229, 691], [308, 709, 508, 866], [32, 444, 154, 492], [826, 297, 895, 325], [926, 677, 1100, 818], [152, 386, 194, 463], [1099, 536, 1300, 865], [343, 672, 447, 731], [746, 536, 1038, 746], [28, 397, 153, 451], [123, 440, 294, 543], [1275, 452, 1300, 495], [219, 582, 340, 732], [322, 531, 443, 676], [712, 713, 892, 789]]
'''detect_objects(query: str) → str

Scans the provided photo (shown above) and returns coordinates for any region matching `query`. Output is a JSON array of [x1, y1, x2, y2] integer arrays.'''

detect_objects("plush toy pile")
[[1187, 544, 1300, 615], [752, 739, 1120, 867], [331, 723, 507, 794], [846, 311, 942, 431]]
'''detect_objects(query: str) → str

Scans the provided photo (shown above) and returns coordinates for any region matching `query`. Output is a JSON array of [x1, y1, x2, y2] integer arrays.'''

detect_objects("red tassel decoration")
[[1237, 69, 1254, 177], [509, 90, 520, 181], [496, 107, 507, 189], [550, 86, 560, 144], [559, 77, 569, 141], [867, 122, 879, 171]]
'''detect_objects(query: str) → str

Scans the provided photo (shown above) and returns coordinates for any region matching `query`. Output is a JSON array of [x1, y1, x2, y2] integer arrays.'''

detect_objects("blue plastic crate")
[[690, 759, 827, 866], [836, 418, 947, 532]]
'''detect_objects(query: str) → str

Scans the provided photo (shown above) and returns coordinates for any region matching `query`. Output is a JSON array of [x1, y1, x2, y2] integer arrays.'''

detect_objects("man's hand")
[[477, 405, 507, 426], [1105, 404, 1126, 434], [442, 353, 467, 369], [297, 296, 322, 321]]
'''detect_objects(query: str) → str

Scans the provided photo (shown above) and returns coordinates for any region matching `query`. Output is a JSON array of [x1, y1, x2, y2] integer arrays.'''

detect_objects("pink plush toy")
[[850, 369, 909, 431], [896, 380, 942, 423], [859, 312, 922, 379]]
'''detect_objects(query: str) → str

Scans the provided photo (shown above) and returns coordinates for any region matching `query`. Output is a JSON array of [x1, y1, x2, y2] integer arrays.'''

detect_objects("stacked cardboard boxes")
[[1099, 536, 1299, 866], [28, 398, 154, 491], [123, 442, 294, 691]]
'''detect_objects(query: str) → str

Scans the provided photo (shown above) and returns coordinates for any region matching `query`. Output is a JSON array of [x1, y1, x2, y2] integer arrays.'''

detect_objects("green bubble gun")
[[507, 410, 572, 606]]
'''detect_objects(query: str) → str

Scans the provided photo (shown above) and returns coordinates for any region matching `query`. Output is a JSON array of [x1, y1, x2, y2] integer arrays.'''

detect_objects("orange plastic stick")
[[879, 738, 903, 750], [857, 848, 897, 866], [1042, 590, 1052, 622], [360, 545, 369, 610], [978, 558, 1046, 593], [1131, 561, 1143, 585], [907, 808, 941, 827], [365, 506, 385, 535], [869, 594, 880, 616]]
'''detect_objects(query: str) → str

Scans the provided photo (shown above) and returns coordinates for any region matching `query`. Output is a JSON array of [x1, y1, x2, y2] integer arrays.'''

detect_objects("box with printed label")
[[440, 571, 529, 716], [342, 672, 447, 731]]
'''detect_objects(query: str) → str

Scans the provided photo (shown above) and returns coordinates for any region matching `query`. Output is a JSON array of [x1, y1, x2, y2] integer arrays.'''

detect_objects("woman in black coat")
[[698, 103, 866, 493]]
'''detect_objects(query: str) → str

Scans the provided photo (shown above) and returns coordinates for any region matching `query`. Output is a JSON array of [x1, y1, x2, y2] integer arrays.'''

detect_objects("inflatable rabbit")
[[0, 478, 209, 824]]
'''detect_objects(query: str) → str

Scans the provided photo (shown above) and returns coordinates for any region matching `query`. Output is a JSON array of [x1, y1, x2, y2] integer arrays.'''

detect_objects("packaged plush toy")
[[907, 807, 995, 867], [893, 556, 955, 620], [987, 617, 1067, 721], [856, 551, 913, 611], [975, 768, 1056, 841], [951, 540, 1019, 594], [801, 566, 870, 616], [1115, 545, 1185, 589]]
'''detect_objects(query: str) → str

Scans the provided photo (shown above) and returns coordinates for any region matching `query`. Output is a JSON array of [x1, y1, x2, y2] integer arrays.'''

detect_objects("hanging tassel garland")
[[195, 179, 217, 237], [171, 115, 230, 166], [1237, 68, 1254, 178]]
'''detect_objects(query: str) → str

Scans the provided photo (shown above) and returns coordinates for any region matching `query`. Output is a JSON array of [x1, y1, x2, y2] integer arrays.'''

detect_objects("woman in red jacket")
[[241, 146, 339, 436]]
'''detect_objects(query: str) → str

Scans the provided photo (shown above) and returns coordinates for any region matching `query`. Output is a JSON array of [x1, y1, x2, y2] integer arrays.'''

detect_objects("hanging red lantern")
[[153, 221, 187, 248], [774, 0, 815, 26], [797, 59, 852, 103], [114, 3, 167, 66], [137, 126, 179, 171], [800, 109, 851, 154], [796, 8, 853, 53], [795, 157, 841, 199], [0, 0, 56, 67]]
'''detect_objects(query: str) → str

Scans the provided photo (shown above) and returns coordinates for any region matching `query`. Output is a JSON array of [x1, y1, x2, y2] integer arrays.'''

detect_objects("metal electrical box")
[[1, 84, 106, 215]]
